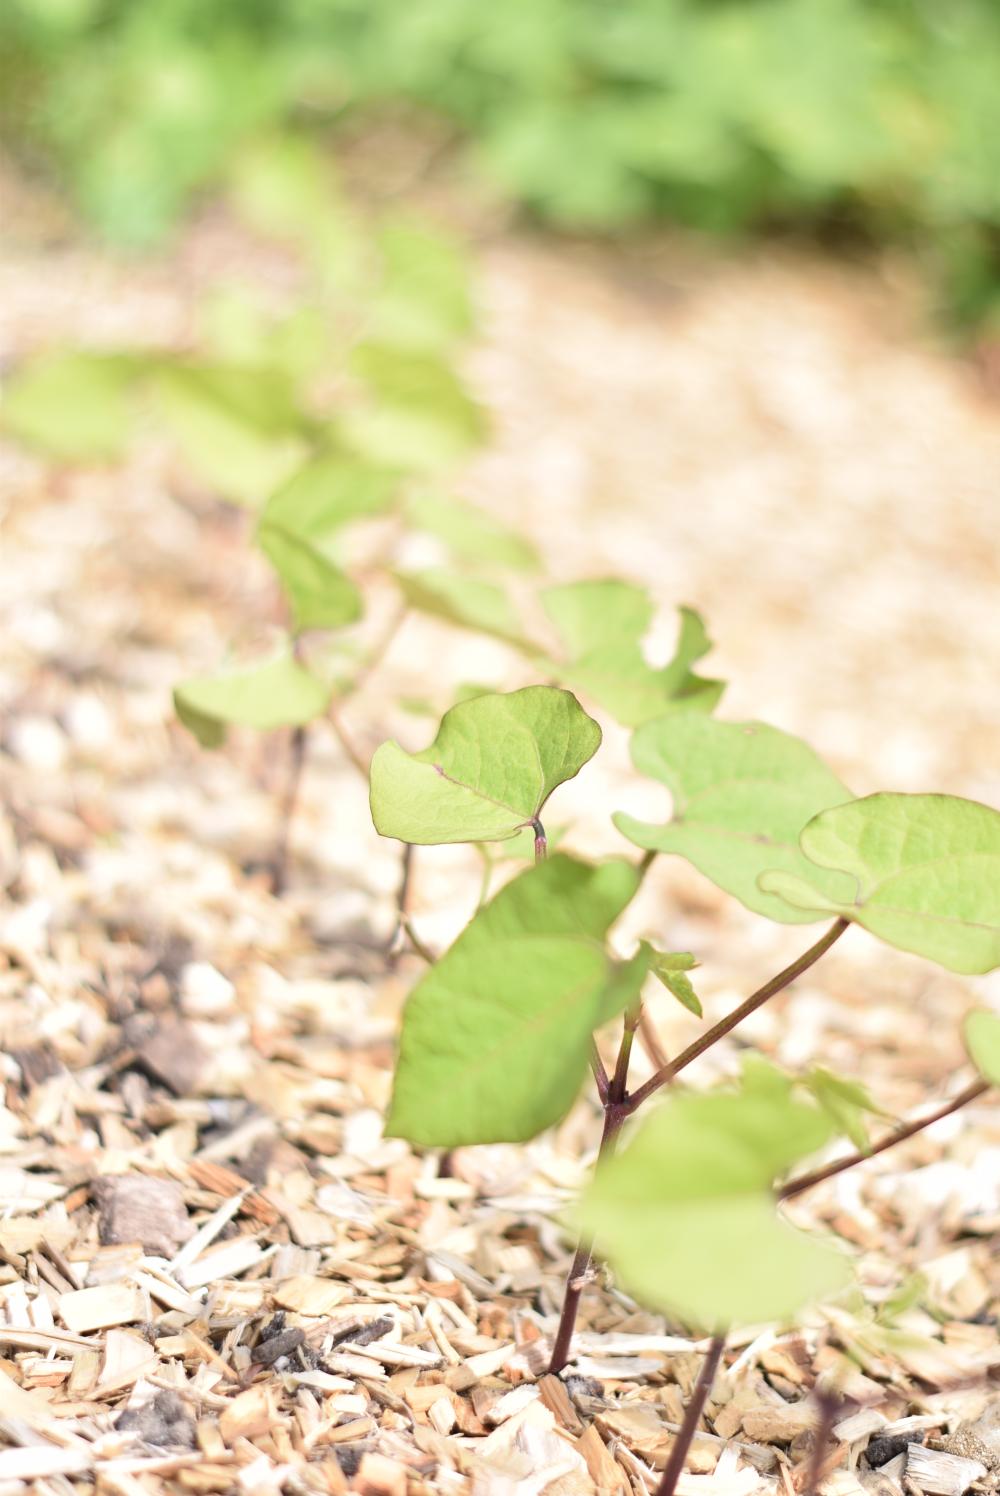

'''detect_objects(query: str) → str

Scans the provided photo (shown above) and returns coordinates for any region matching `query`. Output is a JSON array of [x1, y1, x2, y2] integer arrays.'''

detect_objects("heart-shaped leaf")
[[387, 855, 645, 1145], [615, 716, 855, 923], [576, 1086, 849, 1329], [542, 581, 724, 726], [964, 1010, 1000, 1086], [174, 649, 330, 747], [760, 794, 1000, 974], [370, 686, 601, 844]]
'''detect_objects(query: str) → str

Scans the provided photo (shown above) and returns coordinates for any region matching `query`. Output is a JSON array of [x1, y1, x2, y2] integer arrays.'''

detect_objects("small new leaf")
[[641, 943, 702, 1016], [387, 855, 644, 1145], [963, 1010, 1000, 1086], [615, 716, 855, 923], [370, 686, 601, 844], [542, 581, 724, 726], [761, 793, 1000, 974], [803, 1068, 886, 1152], [174, 650, 330, 746], [577, 1085, 849, 1329]]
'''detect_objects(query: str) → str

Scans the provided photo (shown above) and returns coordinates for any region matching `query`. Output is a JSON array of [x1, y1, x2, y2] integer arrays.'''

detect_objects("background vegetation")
[[4, 0, 1000, 329]]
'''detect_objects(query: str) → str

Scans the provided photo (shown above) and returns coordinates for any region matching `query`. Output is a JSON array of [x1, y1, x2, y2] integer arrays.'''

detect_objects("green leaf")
[[615, 716, 855, 923], [394, 569, 525, 644], [542, 582, 724, 726], [344, 343, 487, 471], [641, 944, 702, 1016], [370, 685, 601, 845], [1, 351, 136, 461], [174, 649, 330, 746], [369, 219, 474, 353], [262, 456, 398, 538], [386, 855, 643, 1145], [803, 1068, 886, 1151], [229, 135, 363, 291], [964, 1009, 1000, 1085], [257, 523, 362, 633], [577, 1086, 850, 1329], [761, 794, 1000, 974], [154, 362, 308, 506], [405, 493, 540, 572]]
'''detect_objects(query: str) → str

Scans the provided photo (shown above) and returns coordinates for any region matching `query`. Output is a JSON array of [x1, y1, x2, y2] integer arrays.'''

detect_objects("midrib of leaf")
[[431, 763, 537, 820]]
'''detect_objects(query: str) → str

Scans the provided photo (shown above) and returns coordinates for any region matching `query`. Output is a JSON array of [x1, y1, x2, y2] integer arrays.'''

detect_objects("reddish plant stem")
[[548, 1007, 641, 1375], [532, 816, 547, 862], [590, 1041, 610, 1104], [778, 1077, 989, 1201], [625, 918, 849, 1114], [654, 1333, 726, 1496], [797, 1389, 842, 1496]]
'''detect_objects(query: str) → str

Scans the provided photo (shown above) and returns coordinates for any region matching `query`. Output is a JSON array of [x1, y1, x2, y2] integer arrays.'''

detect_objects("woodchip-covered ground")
[[0, 168, 999, 1495]]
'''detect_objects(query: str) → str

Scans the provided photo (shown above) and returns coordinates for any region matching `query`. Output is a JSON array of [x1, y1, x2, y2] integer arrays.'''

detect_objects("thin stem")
[[327, 703, 369, 779], [654, 1334, 726, 1496], [400, 916, 436, 965], [625, 919, 849, 1115], [270, 725, 307, 895], [611, 1002, 641, 1104], [351, 601, 407, 693], [590, 1040, 610, 1105], [532, 817, 547, 862], [387, 843, 416, 968], [778, 1077, 989, 1201], [797, 1389, 842, 1496], [548, 1009, 638, 1375]]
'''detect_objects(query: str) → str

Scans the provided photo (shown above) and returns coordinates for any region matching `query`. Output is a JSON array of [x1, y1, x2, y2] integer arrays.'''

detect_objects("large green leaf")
[[577, 1087, 849, 1329], [387, 855, 644, 1145], [542, 582, 724, 726], [405, 493, 540, 572], [1, 351, 136, 462], [615, 716, 856, 923], [174, 649, 330, 746], [761, 794, 1000, 973], [370, 686, 601, 844], [964, 1010, 1000, 1085], [394, 569, 525, 644], [154, 363, 308, 506]]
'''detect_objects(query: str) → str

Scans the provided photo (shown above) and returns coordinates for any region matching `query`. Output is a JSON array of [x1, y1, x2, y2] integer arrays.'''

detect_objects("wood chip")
[[904, 1446, 987, 1495], [59, 1281, 147, 1333]]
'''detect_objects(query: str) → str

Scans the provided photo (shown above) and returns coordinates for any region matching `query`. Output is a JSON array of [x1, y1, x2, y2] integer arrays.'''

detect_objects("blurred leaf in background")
[[3, 0, 1000, 326]]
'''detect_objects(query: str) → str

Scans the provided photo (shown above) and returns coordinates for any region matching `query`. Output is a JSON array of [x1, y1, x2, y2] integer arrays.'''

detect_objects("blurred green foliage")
[[3, 0, 1000, 324]]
